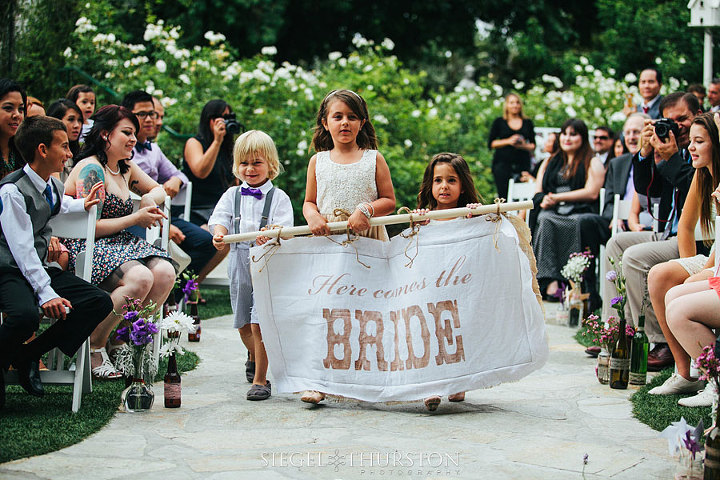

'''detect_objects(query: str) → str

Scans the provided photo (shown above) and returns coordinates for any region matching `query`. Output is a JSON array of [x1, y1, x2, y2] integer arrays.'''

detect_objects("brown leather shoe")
[[585, 346, 601, 357], [647, 343, 674, 372]]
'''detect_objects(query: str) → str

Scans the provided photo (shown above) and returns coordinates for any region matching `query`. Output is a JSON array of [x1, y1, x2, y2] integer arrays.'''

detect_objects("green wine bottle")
[[610, 318, 629, 389], [629, 314, 649, 385]]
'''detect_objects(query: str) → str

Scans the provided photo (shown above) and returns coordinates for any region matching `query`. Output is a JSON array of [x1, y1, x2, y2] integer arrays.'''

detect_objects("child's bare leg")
[[251, 323, 268, 385], [238, 324, 254, 361], [667, 283, 720, 359]]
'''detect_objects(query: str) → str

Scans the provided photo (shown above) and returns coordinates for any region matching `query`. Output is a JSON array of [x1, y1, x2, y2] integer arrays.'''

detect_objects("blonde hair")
[[232, 130, 283, 180], [502, 93, 526, 121]]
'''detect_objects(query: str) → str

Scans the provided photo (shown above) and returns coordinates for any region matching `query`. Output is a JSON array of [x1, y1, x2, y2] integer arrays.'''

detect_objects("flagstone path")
[[0, 305, 677, 479]]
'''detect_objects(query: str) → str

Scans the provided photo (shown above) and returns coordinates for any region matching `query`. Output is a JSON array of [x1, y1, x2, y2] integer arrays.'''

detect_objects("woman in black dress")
[[488, 93, 536, 200], [182, 99, 237, 229]]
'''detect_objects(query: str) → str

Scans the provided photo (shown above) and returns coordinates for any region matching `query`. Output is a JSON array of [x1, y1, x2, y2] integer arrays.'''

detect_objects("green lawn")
[[631, 368, 711, 432], [197, 288, 232, 319], [0, 350, 199, 464]]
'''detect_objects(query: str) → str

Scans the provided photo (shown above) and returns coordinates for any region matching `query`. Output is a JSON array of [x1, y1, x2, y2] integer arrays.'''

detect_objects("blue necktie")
[[240, 187, 262, 199], [44, 184, 54, 210]]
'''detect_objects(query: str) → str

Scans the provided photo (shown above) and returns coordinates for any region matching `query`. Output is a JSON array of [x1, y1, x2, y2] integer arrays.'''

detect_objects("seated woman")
[[63, 105, 176, 379], [531, 118, 605, 299], [0, 78, 25, 180], [646, 112, 720, 404], [181, 99, 238, 229]]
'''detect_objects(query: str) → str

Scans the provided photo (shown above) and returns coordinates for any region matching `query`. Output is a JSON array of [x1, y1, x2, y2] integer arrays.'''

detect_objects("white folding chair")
[[610, 193, 633, 238], [200, 255, 230, 288], [507, 178, 536, 224], [4, 205, 98, 413], [171, 181, 193, 222]]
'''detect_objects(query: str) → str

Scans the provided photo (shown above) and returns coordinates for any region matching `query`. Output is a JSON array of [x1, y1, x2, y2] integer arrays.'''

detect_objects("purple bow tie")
[[241, 187, 263, 199], [135, 141, 152, 152]]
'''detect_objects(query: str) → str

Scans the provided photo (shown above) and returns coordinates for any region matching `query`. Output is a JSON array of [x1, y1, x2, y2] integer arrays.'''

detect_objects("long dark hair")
[[0, 78, 27, 115], [691, 112, 720, 240], [197, 99, 234, 161], [47, 98, 83, 157], [77, 105, 139, 175], [417, 153, 481, 210], [557, 118, 592, 180], [0, 78, 27, 175], [312, 89, 377, 152]]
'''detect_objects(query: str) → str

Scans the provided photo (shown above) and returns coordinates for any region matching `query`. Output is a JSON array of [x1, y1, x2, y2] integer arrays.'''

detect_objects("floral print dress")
[[63, 192, 172, 285]]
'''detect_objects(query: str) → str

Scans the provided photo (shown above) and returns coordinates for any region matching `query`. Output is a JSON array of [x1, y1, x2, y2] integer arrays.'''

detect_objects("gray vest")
[[0, 169, 64, 270]]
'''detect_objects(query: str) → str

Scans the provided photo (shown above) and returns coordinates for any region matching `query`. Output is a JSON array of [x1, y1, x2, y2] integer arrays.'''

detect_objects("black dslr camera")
[[222, 113, 242, 135], [654, 118, 679, 142]]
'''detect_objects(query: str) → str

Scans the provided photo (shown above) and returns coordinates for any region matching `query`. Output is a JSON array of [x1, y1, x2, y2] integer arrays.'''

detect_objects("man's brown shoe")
[[647, 343, 674, 372]]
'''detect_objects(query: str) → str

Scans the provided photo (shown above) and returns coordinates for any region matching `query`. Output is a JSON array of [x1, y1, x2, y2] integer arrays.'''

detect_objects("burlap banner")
[[251, 215, 548, 402]]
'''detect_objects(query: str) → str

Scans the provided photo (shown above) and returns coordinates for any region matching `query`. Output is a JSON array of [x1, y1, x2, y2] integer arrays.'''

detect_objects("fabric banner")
[[251, 215, 548, 402]]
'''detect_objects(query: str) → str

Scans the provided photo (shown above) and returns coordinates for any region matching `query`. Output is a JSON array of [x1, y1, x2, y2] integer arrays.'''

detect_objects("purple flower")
[[583, 453, 588, 465], [183, 279, 199, 302], [128, 317, 156, 345], [611, 295, 623, 306], [115, 326, 130, 343], [123, 310, 139, 322], [606, 270, 617, 282]]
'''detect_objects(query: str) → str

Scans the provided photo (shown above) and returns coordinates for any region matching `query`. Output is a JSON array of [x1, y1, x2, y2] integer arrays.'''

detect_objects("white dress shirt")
[[0, 164, 86, 305], [208, 180, 294, 238]]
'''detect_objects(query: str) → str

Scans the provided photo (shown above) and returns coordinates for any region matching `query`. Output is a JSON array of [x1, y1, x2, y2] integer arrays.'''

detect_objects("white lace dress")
[[315, 149, 388, 241]]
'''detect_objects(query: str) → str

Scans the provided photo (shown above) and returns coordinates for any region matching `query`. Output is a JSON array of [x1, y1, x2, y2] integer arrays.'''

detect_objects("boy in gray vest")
[[0, 116, 112, 409]]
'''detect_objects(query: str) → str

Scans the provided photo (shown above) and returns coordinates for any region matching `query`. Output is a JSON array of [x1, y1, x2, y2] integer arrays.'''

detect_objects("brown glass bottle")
[[187, 302, 201, 342], [164, 353, 181, 408], [609, 318, 630, 389]]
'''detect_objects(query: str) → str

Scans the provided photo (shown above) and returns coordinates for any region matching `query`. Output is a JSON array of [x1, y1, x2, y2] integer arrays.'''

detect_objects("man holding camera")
[[602, 92, 700, 371]]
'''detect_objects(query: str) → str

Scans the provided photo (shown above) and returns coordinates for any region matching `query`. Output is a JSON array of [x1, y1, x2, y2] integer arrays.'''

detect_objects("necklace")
[[105, 163, 120, 175]]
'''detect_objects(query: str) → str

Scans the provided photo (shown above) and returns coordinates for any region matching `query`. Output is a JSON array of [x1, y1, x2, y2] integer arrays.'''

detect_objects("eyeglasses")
[[134, 111, 158, 119], [594, 135, 610, 141]]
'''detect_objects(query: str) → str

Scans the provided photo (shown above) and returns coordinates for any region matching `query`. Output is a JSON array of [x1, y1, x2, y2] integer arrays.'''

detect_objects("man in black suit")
[[0, 116, 113, 409], [578, 114, 646, 314], [603, 92, 701, 373]]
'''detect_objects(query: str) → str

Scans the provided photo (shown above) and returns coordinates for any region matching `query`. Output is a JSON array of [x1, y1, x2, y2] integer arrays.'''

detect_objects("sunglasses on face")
[[594, 136, 610, 141]]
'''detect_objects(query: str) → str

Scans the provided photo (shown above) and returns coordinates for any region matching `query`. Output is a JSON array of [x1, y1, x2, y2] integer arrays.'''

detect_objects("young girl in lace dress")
[[300, 89, 396, 404]]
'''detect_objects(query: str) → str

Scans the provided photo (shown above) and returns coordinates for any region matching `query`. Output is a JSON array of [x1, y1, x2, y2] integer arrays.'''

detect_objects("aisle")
[[0, 312, 675, 480]]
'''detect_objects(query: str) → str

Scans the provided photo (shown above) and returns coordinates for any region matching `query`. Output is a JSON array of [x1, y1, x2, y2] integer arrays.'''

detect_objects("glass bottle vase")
[[596, 347, 610, 385]]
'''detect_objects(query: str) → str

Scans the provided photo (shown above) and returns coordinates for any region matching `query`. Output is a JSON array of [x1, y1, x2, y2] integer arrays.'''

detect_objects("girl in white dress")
[[210, 130, 293, 401], [301, 89, 396, 403]]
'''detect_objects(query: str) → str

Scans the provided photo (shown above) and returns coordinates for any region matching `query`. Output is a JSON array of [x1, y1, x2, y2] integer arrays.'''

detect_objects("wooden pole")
[[223, 200, 533, 244]]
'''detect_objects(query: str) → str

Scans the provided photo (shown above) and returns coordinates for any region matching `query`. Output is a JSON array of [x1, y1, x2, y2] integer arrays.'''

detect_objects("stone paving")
[[0, 305, 677, 480]]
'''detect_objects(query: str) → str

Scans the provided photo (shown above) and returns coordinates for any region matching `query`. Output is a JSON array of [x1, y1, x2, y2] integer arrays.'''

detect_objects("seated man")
[[602, 92, 701, 371], [579, 113, 647, 313], [0, 116, 112, 408], [120, 90, 223, 285]]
